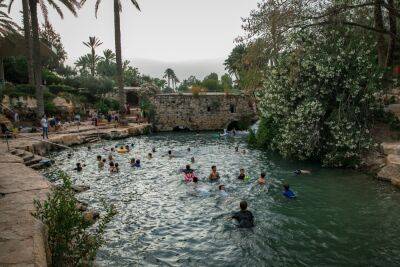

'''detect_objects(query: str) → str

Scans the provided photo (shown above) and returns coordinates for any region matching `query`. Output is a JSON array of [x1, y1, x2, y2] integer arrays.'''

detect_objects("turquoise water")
[[44, 132, 400, 266]]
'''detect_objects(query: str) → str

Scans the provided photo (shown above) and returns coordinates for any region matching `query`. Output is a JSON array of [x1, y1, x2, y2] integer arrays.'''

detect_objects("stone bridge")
[[149, 93, 257, 131]]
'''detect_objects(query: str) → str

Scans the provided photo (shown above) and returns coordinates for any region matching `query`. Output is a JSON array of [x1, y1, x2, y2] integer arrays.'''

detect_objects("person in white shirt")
[[40, 115, 49, 139]]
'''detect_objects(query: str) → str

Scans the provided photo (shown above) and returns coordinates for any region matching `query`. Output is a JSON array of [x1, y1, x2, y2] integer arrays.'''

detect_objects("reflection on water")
[[44, 132, 400, 266]]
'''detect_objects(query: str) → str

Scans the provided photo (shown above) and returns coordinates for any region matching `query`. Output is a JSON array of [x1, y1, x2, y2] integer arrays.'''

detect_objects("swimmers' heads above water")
[[67, 153, 72, 159], [114, 163, 119, 171], [209, 165, 220, 180], [168, 150, 172, 155], [294, 169, 311, 175], [187, 147, 191, 152], [87, 145, 91, 150], [111, 147, 115, 152], [148, 153, 152, 159], [235, 146, 239, 152], [96, 155, 102, 161], [108, 154, 114, 161], [258, 172, 266, 185], [191, 157, 195, 163], [152, 147, 156, 153], [238, 168, 245, 180], [75, 162, 83, 172], [134, 159, 141, 167], [219, 184, 225, 191], [283, 183, 296, 199]]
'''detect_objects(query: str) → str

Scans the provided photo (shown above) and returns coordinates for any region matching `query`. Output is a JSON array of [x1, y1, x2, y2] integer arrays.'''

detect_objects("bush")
[[48, 84, 76, 95], [14, 84, 36, 96], [32, 171, 116, 266], [43, 69, 64, 85], [95, 99, 120, 114]]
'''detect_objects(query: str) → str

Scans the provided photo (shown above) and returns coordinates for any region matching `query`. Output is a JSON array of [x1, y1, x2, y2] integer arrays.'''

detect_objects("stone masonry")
[[150, 93, 256, 131]]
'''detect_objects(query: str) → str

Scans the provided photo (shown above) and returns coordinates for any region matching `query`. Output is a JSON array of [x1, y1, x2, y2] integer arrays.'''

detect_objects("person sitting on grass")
[[230, 200, 254, 228], [283, 183, 296, 199], [209, 165, 220, 181]]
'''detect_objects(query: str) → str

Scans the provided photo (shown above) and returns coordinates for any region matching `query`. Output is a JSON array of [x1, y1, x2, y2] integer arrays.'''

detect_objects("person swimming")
[[111, 147, 115, 152], [168, 150, 173, 158], [74, 162, 83, 172], [109, 162, 117, 173], [87, 145, 91, 151], [187, 147, 191, 152], [258, 172, 266, 185], [152, 147, 156, 153], [67, 153, 72, 159], [294, 169, 311, 175], [114, 163, 119, 172], [148, 153, 153, 159], [283, 184, 296, 199], [134, 159, 141, 168], [209, 165, 220, 181], [219, 184, 228, 197], [191, 157, 195, 163], [235, 146, 239, 152], [130, 158, 136, 167], [238, 168, 245, 180], [125, 145, 130, 152], [183, 164, 197, 182], [108, 153, 114, 161], [231, 200, 254, 228], [100, 158, 106, 168], [97, 156, 104, 168]]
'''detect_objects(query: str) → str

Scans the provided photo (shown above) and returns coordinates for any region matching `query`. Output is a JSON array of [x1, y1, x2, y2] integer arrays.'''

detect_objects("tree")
[[27, 0, 79, 117], [221, 73, 233, 90], [163, 68, 176, 90], [97, 49, 117, 77], [75, 54, 92, 76], [202, 72, 222, 92], [83, 36, 102, 76], [81, 0, 141, 112], [40, 21, 67, 70]]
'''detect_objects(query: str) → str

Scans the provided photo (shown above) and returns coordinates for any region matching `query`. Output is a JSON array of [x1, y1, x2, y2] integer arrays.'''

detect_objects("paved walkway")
[[0, 152, 50, 266]]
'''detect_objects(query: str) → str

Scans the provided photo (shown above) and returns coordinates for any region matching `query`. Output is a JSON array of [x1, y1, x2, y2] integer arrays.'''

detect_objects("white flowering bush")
[[256, 28, 384, 167]]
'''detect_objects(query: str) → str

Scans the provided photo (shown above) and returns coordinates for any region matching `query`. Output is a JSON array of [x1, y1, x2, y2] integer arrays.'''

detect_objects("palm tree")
[[102, 49, 116, 62], [83, 36, 102, 76], [8, 0, 35, 84], [81, 0, 141, 112], [0, 0, 18, 82], [27, 0, 79, 117], [163, 68, 175, 89], [172, 73, 179, 92]]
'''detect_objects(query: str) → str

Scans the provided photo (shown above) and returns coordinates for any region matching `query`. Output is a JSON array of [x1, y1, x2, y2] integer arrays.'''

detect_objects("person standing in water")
[[209, 165, 220, 181], [231, 201, 254, 228], [283, 184, 296, 199], [258, 172, 267, 185]]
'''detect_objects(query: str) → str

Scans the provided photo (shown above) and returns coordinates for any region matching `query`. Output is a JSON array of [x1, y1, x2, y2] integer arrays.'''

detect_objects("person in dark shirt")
[[231, 201, 254, 228], [74, 162, 83, 172], [283, 184, 296, 199], [238, 168, 245, 180]]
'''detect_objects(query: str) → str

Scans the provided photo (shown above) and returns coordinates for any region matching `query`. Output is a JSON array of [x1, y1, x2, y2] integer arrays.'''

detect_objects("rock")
[[76, 201, 88, 212], [71, 185, 90, 193], [387, 154, 400, 165], [391, 179, 400, 188], [83, 210, 100, 224], [377, 163, 400, 182], [381, 142, 400, 155]]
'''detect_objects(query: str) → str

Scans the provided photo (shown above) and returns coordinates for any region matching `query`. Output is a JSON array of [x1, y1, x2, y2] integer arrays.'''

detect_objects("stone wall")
[[150, 93, 256, 131]]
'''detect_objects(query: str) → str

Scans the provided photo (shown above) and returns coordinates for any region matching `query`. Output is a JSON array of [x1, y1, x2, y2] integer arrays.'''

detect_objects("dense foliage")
[[32, 172, 116, 266]]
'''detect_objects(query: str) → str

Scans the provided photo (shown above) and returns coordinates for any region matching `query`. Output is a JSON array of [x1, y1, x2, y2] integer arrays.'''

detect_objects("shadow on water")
[[43, 132, 400, 267]]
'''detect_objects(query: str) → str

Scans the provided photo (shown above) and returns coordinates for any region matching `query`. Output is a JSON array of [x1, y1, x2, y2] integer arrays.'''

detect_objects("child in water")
[[209, 165, 220, 181], [283, 184, 296, 199], [183, 164, 197, 182], [238, 168, 246, 180], [109, 162, 116, 173], [130, 158, 136, 167], [134, 159, 141, 168], [74, 162, 83, 172], [219, 185, 228, 197], [148, 153, 153, 159], [294, 169, 311, 175], [230, 201, 254, 228], [258, 172, 267, 185]]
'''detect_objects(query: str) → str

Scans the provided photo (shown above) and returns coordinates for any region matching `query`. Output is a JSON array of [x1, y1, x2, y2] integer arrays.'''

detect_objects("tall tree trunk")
[[374, 0, 387, 67], [22, 0, 35, 85], [0, 58, 4, 82], [114, 0, 125, 112], [91, 47, 95, 76], [386, 0, 397, 68], [29, 0, 44, 117]]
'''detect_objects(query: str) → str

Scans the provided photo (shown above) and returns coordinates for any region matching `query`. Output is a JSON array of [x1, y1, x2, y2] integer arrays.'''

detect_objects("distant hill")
[[130, 58, 228, 81]]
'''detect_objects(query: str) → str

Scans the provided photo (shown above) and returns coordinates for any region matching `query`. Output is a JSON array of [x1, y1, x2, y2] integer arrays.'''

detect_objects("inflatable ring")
[[116, 147, 128, 153]]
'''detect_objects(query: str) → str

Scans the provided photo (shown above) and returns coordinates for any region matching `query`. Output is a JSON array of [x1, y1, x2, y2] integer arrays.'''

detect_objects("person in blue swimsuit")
[[283, 184, 296, 199]]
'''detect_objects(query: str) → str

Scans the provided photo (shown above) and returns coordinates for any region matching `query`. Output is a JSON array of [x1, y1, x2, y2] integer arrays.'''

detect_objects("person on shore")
[[209, 165, 220, 181], [294, 169, 311, 175], [74, 162, 83, 172], [41, 115, 49, 139], [283, 184, 296, 199], [230, 201, 254, 228], [258, 172, 267, 185], [219, 184, 228, 197]]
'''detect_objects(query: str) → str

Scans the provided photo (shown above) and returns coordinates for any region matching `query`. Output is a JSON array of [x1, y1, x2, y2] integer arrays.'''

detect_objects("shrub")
[[32, 171, 116, 266], [43, 69, 64, 85], [14, 84, 36, 96], [48, 84, 76, 95]]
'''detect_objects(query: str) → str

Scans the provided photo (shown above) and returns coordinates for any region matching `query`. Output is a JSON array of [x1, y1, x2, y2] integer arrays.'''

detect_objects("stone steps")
[[10, 149, 52, 170]]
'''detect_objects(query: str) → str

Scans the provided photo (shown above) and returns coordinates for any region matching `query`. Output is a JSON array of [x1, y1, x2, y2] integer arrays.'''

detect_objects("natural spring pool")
[[43, 132, 400, 266]]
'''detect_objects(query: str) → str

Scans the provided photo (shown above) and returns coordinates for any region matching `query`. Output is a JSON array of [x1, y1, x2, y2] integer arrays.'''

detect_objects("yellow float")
[[116, 146, 128, 154]]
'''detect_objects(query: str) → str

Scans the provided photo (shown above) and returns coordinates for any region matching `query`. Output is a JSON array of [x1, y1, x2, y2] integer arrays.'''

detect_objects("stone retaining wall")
[[150, 93, 256, 131]]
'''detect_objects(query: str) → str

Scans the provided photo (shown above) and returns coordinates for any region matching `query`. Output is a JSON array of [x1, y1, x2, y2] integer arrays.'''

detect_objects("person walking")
[[41, 115, 49, 139]]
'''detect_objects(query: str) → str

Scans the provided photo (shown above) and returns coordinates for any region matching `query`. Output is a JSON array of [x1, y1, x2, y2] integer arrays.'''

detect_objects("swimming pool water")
[[43, 132, 400, 266]]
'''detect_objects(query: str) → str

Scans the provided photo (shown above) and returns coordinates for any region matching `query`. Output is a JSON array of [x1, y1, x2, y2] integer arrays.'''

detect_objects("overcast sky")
[[9, 0, 259, 79]]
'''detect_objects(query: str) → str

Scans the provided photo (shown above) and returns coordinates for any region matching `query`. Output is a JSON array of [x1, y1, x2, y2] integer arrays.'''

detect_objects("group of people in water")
[[73, 144, 306, 229]]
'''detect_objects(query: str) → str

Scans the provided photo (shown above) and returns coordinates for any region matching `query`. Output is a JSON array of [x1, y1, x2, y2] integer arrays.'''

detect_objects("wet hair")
[[102, 159, 106, 163], [261, 172, 266, 178], [109, 162, 115, 167], [211, 165, 216, 170], [283, 183, 290, 190], [193, 177, 198, 183], [187, 147, 191, 152], [111, 147, 115, 152], [240, 168, 245, 172], [218, 185, 225, 190], [131, 158, 135, 163], [168, 150, 172, 155], [115, 163, 119, 168], [235, 146, 239, 151], [131, 143, 135, 147], [152, 147, 156, 152], [87, 146, 91, 150], [186, 164, 191, 170], [97, 155, 101, 160], [136, 159, 141, 164], [191, 157, 195, 163], [76, 162, 81, 167], [148, 153, 152, 158], [240, 200, 248, 211]]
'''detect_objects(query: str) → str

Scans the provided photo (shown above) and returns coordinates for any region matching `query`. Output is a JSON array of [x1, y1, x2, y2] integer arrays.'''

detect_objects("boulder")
[[71, 185, 90, 193], [377, 163, 400, 182], [381, 142, 400, 155]]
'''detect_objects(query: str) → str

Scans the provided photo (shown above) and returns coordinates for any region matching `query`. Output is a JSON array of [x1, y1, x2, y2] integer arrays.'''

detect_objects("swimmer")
[[87, 145, 91, 151], [183, 164, 197, 182], [100, 158, 106, 168], [96, 155, 102, 162], [187, 147, 191, 152], [130, 158, 136, 167], [242, 149, 246, 154], [219, 184, 228, 197], [74, 162, 83, 172], [294, 169, 311, 175], [238, 168, 245, 180], [258, 172, 266, 185], [97, 156, 103, 168], [283, 183, 296, 199], [152, 147, 156, 153], [114, 163, 120, 172], [109, 162, 116, 173], [191, 157, 195, 163], [235, 146, 239, 152], [108, 154, 114, 161], [148, 153, 153, 159], [111, 147, 115, 152], [134, 159, 141, 168], [131, 143, 134, 147], [168, 150, 173, 158], [67, 153, 72, 159], [230, 200, 254, 228], [125, 145, 130, 152], [209, 165, 220, 180]]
